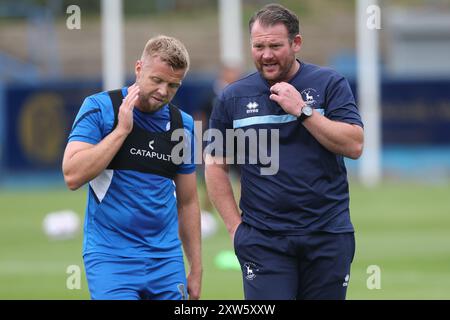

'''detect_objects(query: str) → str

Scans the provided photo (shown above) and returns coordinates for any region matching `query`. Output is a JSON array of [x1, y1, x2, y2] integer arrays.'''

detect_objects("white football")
[[42, 210, 80, 240], [201, 210, 218, 239]]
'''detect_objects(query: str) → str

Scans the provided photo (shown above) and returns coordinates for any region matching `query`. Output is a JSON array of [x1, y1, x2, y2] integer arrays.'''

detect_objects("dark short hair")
[[249, 3, 300, 41]]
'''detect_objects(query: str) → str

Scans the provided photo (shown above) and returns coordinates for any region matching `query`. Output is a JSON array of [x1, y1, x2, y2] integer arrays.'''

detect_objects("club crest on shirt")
[[301, 88, 320, 107]]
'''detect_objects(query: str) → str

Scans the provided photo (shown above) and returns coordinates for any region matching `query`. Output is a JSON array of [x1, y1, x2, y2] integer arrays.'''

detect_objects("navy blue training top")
[[208, 61, 363, 235]]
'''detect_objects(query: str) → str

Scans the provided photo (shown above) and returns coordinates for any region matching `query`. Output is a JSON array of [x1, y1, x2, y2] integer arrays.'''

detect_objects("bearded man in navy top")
[[206, 4, 364, 300], [62, 36, 202, 300]]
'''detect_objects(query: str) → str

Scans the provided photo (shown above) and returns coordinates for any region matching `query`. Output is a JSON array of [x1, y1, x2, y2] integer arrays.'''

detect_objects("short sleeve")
[[206, 93, 233, 156], [177, 114, 196, 174], [325, 75, 364, 128], [68, 97, 104, 144]]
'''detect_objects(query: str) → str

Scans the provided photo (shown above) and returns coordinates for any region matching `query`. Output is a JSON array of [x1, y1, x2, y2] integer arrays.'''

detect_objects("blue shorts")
[[233, 222, 355, 300], [83, 253, 187, 300]]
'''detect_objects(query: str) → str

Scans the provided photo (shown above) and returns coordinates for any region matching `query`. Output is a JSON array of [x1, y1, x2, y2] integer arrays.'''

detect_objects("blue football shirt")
[[209, 61, 363, 234], [69, 87, 196, 258]]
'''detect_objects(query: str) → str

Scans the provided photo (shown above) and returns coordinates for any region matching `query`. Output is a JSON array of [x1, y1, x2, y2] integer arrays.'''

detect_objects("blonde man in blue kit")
[[63, 35, 202, 300]]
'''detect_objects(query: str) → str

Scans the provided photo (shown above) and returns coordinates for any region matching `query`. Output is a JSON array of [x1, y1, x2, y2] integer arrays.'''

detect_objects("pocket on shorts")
[[349, 233, 356, 263], [233, 222, 245, 252]]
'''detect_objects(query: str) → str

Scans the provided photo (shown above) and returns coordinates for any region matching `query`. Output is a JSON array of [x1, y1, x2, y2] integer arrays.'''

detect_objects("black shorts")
[[233, 222, 355, 300]]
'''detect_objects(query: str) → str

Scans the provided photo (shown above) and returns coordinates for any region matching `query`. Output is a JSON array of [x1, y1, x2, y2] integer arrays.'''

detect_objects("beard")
[[137, 91, 165, 113], [257, 56, 297, 84]]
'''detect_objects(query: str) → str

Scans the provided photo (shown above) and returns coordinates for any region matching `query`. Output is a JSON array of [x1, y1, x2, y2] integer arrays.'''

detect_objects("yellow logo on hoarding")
[[19, 93, 66, 166]]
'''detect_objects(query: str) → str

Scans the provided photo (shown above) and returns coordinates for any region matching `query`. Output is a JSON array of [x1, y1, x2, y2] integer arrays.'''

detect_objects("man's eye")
[[151, 77, 162, 83], [169, 83, 180, 89]]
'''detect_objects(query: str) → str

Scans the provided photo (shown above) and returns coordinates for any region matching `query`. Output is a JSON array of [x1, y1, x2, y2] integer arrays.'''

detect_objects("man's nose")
[[157, 84, 168, 97], [262, 48, 274, 60]]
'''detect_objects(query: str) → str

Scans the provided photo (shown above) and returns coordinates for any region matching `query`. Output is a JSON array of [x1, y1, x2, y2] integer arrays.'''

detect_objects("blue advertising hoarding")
[[0, 77, 214, 174]]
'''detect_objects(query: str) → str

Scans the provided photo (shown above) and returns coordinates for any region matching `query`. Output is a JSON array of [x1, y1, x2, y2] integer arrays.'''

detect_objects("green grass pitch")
[[0, 181, 449, 299]]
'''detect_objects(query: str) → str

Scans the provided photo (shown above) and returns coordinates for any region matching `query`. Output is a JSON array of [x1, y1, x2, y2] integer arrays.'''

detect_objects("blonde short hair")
[[141, 35, 190, 71]]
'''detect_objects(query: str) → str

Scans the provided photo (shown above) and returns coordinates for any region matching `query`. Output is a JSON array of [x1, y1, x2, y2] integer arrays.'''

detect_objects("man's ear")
[[292, 35, 302, 52], [135, 60, 142, 78]]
